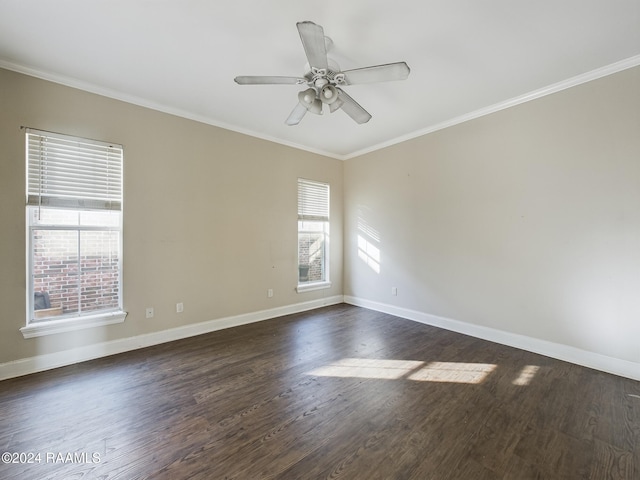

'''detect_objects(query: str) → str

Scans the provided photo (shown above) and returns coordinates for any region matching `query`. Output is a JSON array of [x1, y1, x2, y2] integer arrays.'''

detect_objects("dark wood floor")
[[1, 304, 638, 479]]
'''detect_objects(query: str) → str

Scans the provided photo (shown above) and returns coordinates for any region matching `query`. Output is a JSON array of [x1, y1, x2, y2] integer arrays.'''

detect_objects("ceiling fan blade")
[[234, 76, 306, 85], [285, 103, 308, 125], [341, 62, 410, 85], [296, 21, 328, 70], [336, 88, 372, 124]]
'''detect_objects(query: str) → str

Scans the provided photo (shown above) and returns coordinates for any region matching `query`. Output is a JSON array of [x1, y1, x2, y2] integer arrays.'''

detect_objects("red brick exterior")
[[32, 229, 120, 319]]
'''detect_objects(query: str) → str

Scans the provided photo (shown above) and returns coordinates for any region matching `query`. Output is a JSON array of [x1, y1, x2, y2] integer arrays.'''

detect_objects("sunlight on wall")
[[357, 235, 380, 273], [357, 208, 381, 274], [307, 358, 498, 384], [357, 211, 380, 243], [512, 365, 540, 386]]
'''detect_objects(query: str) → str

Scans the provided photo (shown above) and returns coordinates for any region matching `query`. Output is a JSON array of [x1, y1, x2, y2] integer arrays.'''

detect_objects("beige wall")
[[0, 68, 343, 364], [2, 64, 639, 372], [344, 66, 640, 365]]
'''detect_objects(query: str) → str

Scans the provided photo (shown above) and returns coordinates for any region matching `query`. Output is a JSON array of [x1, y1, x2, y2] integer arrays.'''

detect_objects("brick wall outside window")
[[298, 234, 324, 283], [32, 229, 119, 317]]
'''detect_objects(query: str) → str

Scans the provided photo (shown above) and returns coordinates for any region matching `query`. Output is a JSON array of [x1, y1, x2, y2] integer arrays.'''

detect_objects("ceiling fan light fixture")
[[298, 88, 323, 114], [309, 98, 323, 115], [298, 88, 315, 105], [320, 85, 338, 104]]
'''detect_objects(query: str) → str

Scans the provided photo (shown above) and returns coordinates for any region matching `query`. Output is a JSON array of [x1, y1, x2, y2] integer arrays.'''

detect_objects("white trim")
[[0, 60, 343, 161], [20, 311, 127, 338], [3, 55, 639, 162], [296, 281, 332, 293], [344, 296, 640, 381], [1, 296, 343, 381], [343, 54, 640, 160]]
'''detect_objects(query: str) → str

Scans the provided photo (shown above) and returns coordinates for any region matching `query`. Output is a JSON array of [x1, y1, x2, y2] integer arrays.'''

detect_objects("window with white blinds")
[[297, 178, 330, 290], [298, 178, 329, 222], [23, 128, 125, 337], [26, 128, 123, 211]]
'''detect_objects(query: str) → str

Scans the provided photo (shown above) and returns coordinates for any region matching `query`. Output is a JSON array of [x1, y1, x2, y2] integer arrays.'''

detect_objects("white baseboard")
[[344, 295, 640, 381], [0, 295, 344, 381], [4, 295, 637, 382]]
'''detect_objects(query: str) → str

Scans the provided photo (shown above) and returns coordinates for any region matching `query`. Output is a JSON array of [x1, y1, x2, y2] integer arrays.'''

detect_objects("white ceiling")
[[1, 1, 639, 159]]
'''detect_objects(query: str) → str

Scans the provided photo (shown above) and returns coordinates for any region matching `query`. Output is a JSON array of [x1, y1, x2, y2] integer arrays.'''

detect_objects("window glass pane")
[[299, 220, 325, 232], [298, 220, 325, 284], [80, 231, 120, 312], [32, 229, 79, 321], [30, 207, 79, 226], [29, 207, 120, 228], [79, 210, 120, 227]]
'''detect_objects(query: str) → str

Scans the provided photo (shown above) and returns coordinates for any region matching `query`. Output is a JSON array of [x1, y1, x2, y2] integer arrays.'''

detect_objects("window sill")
[[20, 311, 127, 339], [296, 281, 332, 293]]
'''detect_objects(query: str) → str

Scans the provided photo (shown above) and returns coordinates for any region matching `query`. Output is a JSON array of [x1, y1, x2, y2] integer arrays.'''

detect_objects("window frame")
[[296, 178, 331, 293], [22, 129, 126, 338]]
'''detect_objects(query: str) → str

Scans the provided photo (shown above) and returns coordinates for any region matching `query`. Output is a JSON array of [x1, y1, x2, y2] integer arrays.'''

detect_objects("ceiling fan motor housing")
[[301, 66, 345, 112]]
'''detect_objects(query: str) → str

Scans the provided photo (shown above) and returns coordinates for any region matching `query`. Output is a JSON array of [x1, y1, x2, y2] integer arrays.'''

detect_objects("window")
[[22, 128, 125, 338], [297, 178, 330, 292]]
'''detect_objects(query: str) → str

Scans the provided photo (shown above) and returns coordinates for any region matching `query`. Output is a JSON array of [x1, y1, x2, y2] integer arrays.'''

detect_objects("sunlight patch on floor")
[[307, 358, 424, 379], [408, 362, 497, 384], [307, 358, 498, 384], [512, 365, 540, 386]]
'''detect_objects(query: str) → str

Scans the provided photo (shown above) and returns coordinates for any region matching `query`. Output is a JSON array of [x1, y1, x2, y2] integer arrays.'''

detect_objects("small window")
[[23, 129, 125, 337], [297, 178, 330, 292]]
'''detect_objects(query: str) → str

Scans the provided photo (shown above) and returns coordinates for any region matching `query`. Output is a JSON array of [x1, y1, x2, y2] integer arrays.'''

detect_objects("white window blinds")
[[26, 128, 123, 211], [298, 178, 329, 222]]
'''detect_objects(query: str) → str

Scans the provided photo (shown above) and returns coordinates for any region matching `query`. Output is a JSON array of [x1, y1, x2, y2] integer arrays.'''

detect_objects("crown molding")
[[2, 54, 639, 162], [343, 54, 640, 160], [0, 59, 344, 160]]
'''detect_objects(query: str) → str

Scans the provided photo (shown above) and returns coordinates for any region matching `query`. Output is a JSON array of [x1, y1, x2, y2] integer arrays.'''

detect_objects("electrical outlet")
[[145, 307, 154, 318], [267, 289, 273, 298], [176, 302, 184, 313], [391, 287, 398, 296]]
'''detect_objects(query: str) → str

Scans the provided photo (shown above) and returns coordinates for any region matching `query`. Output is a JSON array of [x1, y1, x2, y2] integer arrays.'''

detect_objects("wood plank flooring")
[[0, 304, 638, 479]]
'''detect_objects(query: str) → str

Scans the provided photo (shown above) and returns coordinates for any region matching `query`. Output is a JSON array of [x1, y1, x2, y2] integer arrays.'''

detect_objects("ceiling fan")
[[234, 21, 410, 125]]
